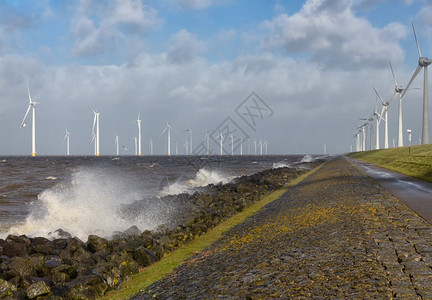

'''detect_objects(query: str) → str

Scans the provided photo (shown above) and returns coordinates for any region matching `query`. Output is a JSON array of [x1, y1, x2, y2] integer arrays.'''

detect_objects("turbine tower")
[[63, 130, 70, 156], [115, 135, 119, 156], [149, 139, 153, 155], [20, 81, 39, 157], [161, 123, 171, 155], [91, 109, 100, 156], [185, 128, 193, 155], [230, 134, 234, 156], [401, 23, 432, 144], [373, 88, 393, 149], [389, 62, 406, 147], [134, 114, 142, 156]]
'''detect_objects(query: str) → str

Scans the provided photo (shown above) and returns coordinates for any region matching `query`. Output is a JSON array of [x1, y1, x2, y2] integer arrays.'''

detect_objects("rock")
[[6, 257, 36, 278], [0, 278, 16, 298], [87, 235, 107, 253], [72, 246, 94, 265], [1, 241, 28, 257], [54, 229, 72, 239], [66, 275, 108, 299], [5, 235, 31, 245], [26, 281, 50, 299], [133, 247, 155, 267], [123, 225, 141, 237]]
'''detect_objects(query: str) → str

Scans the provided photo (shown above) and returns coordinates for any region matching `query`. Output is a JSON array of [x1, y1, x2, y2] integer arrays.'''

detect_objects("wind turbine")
[[264, 140, 268, 154], [389, 62, 407, 147], [259, 140, 263, 155], [161, 123, 171, 155], [204, 131, 210, 155], [373, 105, 384, 150], [400, 23, 432, 144], [115, 135, 119, 156], [63, 130, 70, 156], [184, 139, 189, 155], [91, 109, 100, 156], [134, 114, 142, 156], [230, 134, 234, 155], [149, 139, 153, 155], [218, 131, 224, 155], [185, 128, 193, 155], [240, 137, 243, 156], [133, 137, 137, 155], [373, 88, 393, 149], [20, 81, 39, 157]]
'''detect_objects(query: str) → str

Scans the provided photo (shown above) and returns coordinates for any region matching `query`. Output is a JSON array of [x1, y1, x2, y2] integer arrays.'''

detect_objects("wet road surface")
[[349, 157, 432, 224]]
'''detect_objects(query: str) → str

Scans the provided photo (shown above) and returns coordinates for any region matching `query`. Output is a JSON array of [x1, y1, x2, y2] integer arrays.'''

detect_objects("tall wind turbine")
[[161, 123, 171, 155], [63, 130, 70, 156], [259, 140, 263, 155], [20, 81, 39, 157], [134, 114, 142, 156], [401, 23, 432, 144], [389, 62, 406, 147], [184, 139, 189, 155], [115, 135, 119, 156], [91, 109, 100, 156], [264, 140, 268, 155]]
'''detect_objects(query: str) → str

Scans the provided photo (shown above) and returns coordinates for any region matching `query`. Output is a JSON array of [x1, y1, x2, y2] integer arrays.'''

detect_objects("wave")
[[4, 167, 169, 241], [299, 154, 314, 163], [272, 162, 292, 169], [158, 168, 232, 196]]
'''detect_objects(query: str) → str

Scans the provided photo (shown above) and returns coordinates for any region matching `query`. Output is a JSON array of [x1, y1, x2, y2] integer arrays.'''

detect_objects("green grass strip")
[[100, 166, 321, 300], [347, 144, 432, 182]]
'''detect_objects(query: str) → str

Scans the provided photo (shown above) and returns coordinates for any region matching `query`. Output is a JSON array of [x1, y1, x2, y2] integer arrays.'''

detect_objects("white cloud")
[[260, 0, 407, 69], [167, 29, 206, 64], [70, 0, 162, 57]]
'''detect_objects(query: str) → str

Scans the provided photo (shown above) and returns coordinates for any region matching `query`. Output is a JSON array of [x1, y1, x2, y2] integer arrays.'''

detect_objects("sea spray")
[[158, 168, 233, 196], [5, 167, 172, 240]]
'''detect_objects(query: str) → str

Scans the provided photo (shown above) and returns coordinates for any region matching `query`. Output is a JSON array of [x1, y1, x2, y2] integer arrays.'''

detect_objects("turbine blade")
[[161, 126, 167, 136], [92, 115, 96, 134], [372, 87, 385, 104], [26, 80, 32, 103], [412, 22, 422, 58], [401, 65, 422, 98], [20, 104, 31, 127], [389, 61, 397, 86]]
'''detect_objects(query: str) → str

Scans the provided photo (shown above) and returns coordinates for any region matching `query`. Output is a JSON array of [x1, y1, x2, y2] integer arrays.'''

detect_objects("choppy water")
[[0, 155, 317, 240]]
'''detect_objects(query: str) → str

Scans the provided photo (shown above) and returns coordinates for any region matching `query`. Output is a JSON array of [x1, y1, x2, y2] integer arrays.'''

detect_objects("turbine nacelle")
[[395, 85, 404, 94], [419, 57, 432, 67]]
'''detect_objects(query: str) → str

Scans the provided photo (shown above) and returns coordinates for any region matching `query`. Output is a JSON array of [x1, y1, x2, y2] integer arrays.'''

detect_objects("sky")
[[1, 0, 431, 156]]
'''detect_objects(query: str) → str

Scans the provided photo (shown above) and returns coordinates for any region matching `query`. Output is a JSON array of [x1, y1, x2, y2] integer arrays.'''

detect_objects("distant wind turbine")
[[204, 131, 210, 155], [240, 137, 243, 156], [184, 139, 189, 155], [401, 23, 432, 144], [63, 130, 70, 156], [91, 109, 100, 156], [264, 140, 268, 155], [230, 134, 234, 156], [161, 122, 171, 155], [259, 140, 263, 155], [20, 81, 39, 157], [134, 114, 142, 156], [218, 131, 224, 155], [185, 128, 193, 155], [253, 139, 257, 155], [389, 62, 406, 147], [373, 88, 392, 149], [149, 139, 153, 155], [115, 135, 119, 156]]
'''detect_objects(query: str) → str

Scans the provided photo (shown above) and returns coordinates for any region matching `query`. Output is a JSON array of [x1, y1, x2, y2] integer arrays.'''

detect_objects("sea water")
[[0, 155, 317, 240]]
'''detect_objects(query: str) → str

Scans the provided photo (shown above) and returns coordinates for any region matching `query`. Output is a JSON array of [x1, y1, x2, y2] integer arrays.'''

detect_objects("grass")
[[99, 166, 321, 300], [347, 144, 432, 182]]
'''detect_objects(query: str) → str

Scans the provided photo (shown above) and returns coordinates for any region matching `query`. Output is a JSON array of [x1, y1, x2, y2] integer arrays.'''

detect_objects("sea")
[[0, 155, 317, 241]]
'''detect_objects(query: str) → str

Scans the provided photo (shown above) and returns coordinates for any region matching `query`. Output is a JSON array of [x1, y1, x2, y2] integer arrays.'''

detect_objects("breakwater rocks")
[[0, 166, 310, 299], [133, 157, 432, 299]]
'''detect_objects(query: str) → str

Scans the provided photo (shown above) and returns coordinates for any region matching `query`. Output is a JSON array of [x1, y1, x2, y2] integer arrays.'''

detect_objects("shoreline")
[[0, 162, 319, 299]]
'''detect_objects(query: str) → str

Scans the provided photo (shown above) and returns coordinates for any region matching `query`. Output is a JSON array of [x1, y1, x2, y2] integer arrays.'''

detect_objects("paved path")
[[132, 157, 432, 299], [349, 157, 432, 224]]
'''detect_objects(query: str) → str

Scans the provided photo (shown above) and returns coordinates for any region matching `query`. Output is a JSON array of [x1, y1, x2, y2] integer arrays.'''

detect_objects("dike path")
[[132, 156, 432, 299]]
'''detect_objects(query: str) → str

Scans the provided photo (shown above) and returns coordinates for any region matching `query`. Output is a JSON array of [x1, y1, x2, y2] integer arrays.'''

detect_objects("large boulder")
[[87, 235, 107, 253], [133, 247, 155, 267], [6, 257, 36, 279]]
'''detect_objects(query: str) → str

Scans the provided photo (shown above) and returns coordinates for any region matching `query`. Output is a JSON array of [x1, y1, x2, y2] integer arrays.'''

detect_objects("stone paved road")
[[132, 157, 432, 299]]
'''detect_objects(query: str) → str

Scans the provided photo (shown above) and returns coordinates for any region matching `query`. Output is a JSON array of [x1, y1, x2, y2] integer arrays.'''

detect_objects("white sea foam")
[[5, 167, 170, 240], [158, 168, 232, 196], [299, 154, 314, 163], [45, 176, 57, 180], [272, 162, 292, 169]]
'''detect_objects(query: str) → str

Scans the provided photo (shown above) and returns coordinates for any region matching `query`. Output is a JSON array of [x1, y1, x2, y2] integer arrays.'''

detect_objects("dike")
[[132, 156, 432, 299], [0, 164, 315, 299]]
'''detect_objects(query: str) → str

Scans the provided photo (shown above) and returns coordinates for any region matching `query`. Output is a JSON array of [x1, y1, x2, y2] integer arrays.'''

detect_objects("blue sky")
[[1, 0, 432, 155]]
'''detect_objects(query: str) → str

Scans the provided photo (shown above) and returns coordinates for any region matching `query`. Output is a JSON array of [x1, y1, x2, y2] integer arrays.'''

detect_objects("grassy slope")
[[100, 166, 321, 300], [348, 144, 432, 182]]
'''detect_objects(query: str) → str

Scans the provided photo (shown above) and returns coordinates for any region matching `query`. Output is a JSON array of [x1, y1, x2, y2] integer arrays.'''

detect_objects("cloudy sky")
[[0, 0, 431, 155]]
